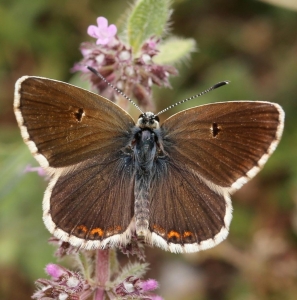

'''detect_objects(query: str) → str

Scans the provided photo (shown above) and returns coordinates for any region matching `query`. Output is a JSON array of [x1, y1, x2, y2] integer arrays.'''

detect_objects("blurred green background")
[[1, 0, 297, 299]]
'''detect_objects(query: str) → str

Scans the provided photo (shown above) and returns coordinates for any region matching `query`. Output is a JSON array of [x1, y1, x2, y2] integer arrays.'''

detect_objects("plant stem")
[[94, 249, 110, 300]]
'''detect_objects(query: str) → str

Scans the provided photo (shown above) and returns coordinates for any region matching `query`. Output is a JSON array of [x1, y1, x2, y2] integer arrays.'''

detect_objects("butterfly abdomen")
[[133, 129, 157, 236]]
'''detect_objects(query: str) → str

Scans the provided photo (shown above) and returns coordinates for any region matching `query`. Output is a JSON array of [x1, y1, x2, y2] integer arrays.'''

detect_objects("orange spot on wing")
[[77, 225, 88, 233], [183, 231, 193, 237], [167, 230, 180, 239], [152, 224, 166, 235], [90, 228, 104, 237]]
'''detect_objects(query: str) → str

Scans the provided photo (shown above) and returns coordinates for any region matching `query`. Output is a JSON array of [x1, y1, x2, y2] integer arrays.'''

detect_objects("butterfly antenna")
[[87, 66, 144, 114], [155, 81, 230, 117]]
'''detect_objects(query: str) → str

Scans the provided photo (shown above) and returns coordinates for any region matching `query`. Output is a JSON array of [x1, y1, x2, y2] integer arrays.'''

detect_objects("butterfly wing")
[[160, 101, 284, 193], [148, 101, 284, 252], [149, 160, 231, 253], [44, 152, 135, 249], [14, 76, 135, 168], [14, 77, 136, 248]]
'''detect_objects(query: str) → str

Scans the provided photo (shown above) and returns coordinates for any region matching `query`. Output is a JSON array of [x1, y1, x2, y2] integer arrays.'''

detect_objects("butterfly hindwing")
[[149, 159, 231, 253], [43, 139, 135, 249]]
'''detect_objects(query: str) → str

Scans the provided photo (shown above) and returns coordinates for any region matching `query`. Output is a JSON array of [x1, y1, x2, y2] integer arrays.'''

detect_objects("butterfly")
[[14, 75, 284, 253]]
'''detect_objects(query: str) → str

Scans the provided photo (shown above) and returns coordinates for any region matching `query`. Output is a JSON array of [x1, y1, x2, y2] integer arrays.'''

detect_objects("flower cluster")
[[73, 17, 178, 110], [32, 264, 91, 300], [33, 262, 164, 300], [32, 240, 163, 300], [114, 276, 162, 299]]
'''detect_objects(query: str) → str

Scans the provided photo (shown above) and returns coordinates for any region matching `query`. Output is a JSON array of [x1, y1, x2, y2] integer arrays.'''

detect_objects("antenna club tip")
[[213, 81, 230, 89], [87, 66, 106, 81], [87, 66, 95, 72]]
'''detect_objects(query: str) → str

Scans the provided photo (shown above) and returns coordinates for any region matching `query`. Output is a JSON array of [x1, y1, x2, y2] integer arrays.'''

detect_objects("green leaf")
[[127, 0, 172, 54], [114, 262, 149, 284], [153, 36, 197, 65]]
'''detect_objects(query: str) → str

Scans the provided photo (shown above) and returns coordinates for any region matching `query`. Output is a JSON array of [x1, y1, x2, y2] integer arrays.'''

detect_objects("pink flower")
[[73, 16, 178, 110], [33, 264, 91, 299], [139, 279, 159, 291], [87, 17, 117, 45], [114, 276, 162, 299], [24, 164, 47, 177], [45, 264, 66, 279]]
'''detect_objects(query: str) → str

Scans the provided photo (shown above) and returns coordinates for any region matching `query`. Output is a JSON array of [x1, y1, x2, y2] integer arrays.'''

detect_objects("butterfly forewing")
[[14, 76, 135, 168], [161, 101, 284, 191]]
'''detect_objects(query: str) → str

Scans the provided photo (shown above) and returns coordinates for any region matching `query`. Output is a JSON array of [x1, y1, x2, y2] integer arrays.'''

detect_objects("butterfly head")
[[136, 112, 160, 129]]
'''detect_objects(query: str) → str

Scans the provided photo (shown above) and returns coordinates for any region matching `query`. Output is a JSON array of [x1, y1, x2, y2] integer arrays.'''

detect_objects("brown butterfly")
[[14, 75, 284, 253]]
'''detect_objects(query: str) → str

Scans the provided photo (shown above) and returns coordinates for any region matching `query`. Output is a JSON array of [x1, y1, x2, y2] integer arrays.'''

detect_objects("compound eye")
[[155, 116, 160, 122]]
